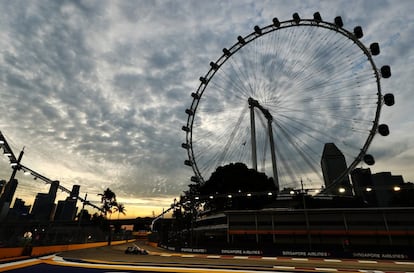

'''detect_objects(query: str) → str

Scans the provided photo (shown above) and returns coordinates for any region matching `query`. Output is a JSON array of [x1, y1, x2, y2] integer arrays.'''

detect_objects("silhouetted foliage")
[[114, 203, 126, 220], [133, 217, 153, 231], [97, 188, 118, 245], [197, 162, 277, 212], [199, 162, 276, 195], [98, 188, 117, 217], [91, 212, 105, 227]]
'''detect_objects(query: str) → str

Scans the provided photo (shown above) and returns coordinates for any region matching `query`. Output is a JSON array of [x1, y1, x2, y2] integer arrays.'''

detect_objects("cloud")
[[0, 0, 413, 217]]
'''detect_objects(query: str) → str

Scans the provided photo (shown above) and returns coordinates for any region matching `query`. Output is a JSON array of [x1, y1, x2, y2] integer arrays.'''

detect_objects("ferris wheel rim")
[[183, 15, 384, 186]]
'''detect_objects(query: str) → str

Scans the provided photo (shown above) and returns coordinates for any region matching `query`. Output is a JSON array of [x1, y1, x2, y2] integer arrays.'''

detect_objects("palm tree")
[[98, 188, 117, 245], [114, 203, 126, 220], [98, 188, 117, 217]]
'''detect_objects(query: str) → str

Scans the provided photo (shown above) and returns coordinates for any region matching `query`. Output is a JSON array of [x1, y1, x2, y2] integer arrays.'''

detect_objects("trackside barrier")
[[147, 242, 157, 248], [157, 244, 414, 260], [0, 248, 24, 260], [0, 240, 134, 260]]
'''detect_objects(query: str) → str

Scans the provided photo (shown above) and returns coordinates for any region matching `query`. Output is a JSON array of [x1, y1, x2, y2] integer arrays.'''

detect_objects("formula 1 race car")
[[125, 244, 149, 255]]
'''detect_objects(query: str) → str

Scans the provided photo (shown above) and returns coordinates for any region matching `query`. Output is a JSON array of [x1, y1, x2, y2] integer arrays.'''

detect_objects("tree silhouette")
[[199, 162, 276, 195], [114, 203, 126, 220], [98, 188, 117, 217], [197, 162, 277, 212], [98, 188, 117, 245]]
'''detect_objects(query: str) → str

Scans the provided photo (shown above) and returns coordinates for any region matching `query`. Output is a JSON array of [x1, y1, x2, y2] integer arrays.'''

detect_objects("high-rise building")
[[78, 209, 91, 222], [70, 185, 80, 199], [0, 179, 18, 220], [31, 180, 59, 221], [49, 180, 59, 203], [54, 199, 77, 221], [31, 193, 54, 220], [350, 168, 377, 205], [321, 143, 352, 196], [372, 172, 404, 207], [54, 185, 80, 221], [8, 198, 31, 220]]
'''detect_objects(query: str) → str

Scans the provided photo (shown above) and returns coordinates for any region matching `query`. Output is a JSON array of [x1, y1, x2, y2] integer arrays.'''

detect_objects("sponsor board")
[[221, 249, 263, 255], [281, 250, 331, 257], [352, 252, 408, 259]]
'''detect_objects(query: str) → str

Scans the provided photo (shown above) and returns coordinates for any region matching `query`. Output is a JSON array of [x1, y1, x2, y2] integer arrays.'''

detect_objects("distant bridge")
[[108, 217, 154, 228]]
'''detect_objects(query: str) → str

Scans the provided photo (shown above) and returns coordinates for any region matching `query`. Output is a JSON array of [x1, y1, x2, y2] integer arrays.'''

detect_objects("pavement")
[[2, 241, 414, 273], [57, 241, 414, 273]]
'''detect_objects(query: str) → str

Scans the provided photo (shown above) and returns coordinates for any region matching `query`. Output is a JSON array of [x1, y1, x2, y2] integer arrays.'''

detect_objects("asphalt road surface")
[[1, 241, 414, 272]]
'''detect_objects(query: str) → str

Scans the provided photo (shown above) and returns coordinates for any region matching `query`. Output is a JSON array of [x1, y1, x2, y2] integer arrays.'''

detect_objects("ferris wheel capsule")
[[223, 48, 231, 56], [354, 26, 363, 39], [370, 43, 380, 55], [210, 62, 219, 70], [334, 16, 344, 27], [313, 12, 322, 23], [272, 17, 280, 27], [191, 92, 200, 99], [378, 124, 390, 136], [190, 176, 200, 183], [254, 25, 262, 35], [383, 93, 395, 106], [364, 154, 375, 165], [381, 65, 391, 78], [292, 13, 300, 24]]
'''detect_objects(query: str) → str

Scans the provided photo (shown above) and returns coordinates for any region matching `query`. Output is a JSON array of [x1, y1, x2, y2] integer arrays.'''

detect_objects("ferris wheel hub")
[[248, 97, 272, 121]]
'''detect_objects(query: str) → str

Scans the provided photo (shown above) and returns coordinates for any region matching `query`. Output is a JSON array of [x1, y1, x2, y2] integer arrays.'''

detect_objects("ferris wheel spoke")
[[273, 126, 318, 187], [287, 30, 347, 87], [275, 110, 367, 150], [218, 107, 249, 165], [275, 111, 365, 162], [210, 63, 252, 100], [275, 120, 324, 181]]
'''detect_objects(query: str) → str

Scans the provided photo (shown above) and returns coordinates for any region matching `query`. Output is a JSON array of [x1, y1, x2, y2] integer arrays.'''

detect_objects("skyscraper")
[[31, 180, 59, 221], [8, 198, 31, 220], [351, 168, 377, 205], [70, 185, 80, 199], [372, 172, 404, 207], [0, 178, 18, 220], [321, 143, 353, 196], [48, 180, 59, 203], [54, 185, 80, 221]]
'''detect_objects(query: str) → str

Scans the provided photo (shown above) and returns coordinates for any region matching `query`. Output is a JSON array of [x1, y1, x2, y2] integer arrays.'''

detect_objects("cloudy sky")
[[0, 0, 413, 218]]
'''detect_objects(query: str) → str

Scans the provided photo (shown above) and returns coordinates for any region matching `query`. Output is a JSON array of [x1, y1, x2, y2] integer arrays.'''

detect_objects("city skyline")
[[1, 1, 413, 218]]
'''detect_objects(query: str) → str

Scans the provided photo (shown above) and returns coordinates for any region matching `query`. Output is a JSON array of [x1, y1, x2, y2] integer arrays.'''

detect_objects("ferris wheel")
[[182, 12, 394, 193]]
